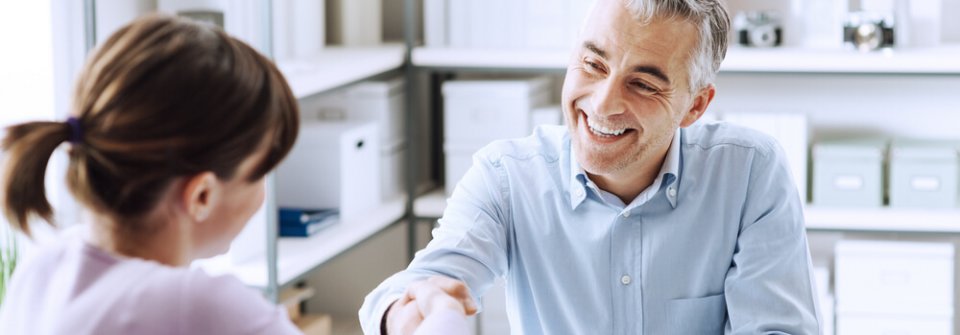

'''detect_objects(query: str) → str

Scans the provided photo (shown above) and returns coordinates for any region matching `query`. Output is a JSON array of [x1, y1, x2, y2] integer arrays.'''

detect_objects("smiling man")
[[360, 0, 820, 334]]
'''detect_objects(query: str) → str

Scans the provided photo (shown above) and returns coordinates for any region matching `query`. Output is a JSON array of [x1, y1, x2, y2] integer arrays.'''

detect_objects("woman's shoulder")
[[100, 260, 295, 334], [136, 266, 299, 334]]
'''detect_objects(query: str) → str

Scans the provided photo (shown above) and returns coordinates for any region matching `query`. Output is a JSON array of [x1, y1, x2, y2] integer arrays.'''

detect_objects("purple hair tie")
[[66, 117, 83, 144]]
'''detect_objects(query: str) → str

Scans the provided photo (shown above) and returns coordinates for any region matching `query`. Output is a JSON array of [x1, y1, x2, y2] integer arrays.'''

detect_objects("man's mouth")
[[581, 111, 634, 139]]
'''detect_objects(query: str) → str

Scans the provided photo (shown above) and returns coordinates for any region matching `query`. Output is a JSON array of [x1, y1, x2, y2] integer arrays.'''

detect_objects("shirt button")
[[621, 211, 630, 218], [575, 189, 584, 197], [668, 187, 677, 198], [620, 275, 632, 285]]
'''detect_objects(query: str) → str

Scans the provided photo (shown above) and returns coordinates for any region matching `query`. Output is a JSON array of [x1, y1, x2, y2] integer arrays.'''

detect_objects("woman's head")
[[2, 14, 298, 257]]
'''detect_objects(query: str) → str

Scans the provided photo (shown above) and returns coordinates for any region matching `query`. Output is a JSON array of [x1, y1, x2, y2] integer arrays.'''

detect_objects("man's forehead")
[[580, 18, 697, 71]]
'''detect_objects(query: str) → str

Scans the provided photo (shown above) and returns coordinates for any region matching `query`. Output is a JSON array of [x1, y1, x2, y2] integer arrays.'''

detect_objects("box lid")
[[890, 139, 960, 161], [442, 76, 551, 98], [813, 139, 887, 160]]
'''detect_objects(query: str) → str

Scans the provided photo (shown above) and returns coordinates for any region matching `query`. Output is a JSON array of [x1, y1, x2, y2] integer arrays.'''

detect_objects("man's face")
[[562, 0, 707, 179]]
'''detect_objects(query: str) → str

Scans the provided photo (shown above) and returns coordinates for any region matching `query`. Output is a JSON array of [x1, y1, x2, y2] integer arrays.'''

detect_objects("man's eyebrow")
[[583, 42, 606, 59], [633, 65, 671, 85]]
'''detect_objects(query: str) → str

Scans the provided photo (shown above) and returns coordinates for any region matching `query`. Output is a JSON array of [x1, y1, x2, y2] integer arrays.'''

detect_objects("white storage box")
[[347, 78, 406, 146], [302, 79, 405, 146], [444, 142, 485, 195], [380, 141, 406, 202], [835, 240, 954, 316], [888, 140, 958, 208], [300, 87, 349, 120], [813, 140, 886, 207], [443, 77, 551, 144], [837, 314, 952, 335], [276, 122, 380, 221]]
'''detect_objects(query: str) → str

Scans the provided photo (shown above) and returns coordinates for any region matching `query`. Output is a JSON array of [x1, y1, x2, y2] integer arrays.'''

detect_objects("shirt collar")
[[569, 129, 681, 210]]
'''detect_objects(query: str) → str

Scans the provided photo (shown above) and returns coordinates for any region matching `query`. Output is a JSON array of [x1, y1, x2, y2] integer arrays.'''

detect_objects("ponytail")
[[1, 121, 72, 236]]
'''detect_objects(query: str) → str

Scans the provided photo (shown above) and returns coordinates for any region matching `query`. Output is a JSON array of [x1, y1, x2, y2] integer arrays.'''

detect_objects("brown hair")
[[1, 14, 299, 236]]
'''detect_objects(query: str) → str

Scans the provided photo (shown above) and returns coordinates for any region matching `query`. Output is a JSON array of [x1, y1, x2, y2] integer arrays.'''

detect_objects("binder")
[[278, 208, 339, 237]]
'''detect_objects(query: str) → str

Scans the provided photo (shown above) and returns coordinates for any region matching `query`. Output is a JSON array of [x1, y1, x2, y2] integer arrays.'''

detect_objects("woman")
[[0, 14, 469, 335], [0, 13, 301, 334]]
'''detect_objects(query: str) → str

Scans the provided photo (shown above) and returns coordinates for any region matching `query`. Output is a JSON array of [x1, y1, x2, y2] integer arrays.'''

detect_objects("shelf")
[[279, 43, 407, 99], [412, 47, 569, 70], [413, 188, 447, 219], [414, 188, 960, 234], [721, 45, 960, 74], [198, 197, 407, 289], [412, 45, 960, 74], [805, 207, 960, 233]]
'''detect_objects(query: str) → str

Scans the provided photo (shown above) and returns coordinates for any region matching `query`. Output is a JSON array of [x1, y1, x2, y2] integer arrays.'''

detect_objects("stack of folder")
[[278, 208, 339, 237]]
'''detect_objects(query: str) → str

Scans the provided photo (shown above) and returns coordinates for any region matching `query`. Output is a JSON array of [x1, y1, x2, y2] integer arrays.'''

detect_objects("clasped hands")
[[385, 276, 479, 335]]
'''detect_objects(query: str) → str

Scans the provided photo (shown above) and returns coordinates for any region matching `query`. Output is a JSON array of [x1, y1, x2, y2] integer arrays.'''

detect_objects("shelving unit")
[[720, 45, 960, 74], [412, 45, 960, 74], [198, 197, 406, 289], [279, 43, 407, 99], [412, 47, 569, 71]]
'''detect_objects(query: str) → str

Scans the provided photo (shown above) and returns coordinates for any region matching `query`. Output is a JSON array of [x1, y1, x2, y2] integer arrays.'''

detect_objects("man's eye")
[[632, 81, 656, 92], [585, 60, 604, 72]]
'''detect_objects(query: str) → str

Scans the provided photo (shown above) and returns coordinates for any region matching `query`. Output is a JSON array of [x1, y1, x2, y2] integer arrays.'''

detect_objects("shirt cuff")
[[371, 293, 404, 335]]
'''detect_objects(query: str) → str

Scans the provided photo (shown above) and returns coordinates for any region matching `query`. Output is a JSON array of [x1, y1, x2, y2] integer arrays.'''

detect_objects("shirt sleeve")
[[724, 142, 821, 335], [183, 271, 302, 335], [413, 309, 471, 335], [359, 150, 511, 335]]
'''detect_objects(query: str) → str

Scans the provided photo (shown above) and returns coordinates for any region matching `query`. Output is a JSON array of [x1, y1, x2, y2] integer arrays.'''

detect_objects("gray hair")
[[623, 0, 730, 92]]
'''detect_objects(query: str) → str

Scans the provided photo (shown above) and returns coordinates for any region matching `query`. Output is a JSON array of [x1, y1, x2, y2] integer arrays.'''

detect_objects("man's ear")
[[680, 84, 716, 128], [182, 172, 220, 222]]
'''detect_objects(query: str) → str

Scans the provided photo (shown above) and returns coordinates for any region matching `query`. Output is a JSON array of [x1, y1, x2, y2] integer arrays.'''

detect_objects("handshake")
[[384, 276, 479, 335]]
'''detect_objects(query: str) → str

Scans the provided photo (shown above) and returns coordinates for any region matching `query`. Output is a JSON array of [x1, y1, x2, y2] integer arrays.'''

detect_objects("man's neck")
[[589, 150, 667, 204]]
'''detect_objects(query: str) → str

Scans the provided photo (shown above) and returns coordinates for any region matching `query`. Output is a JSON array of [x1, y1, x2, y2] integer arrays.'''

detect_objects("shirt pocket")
[[666, 293, 727, 334]]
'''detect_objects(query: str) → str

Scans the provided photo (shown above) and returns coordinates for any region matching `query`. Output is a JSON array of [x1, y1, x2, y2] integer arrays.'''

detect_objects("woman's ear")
[[680, 84, 716, 128], [182, 172, 220, 222]]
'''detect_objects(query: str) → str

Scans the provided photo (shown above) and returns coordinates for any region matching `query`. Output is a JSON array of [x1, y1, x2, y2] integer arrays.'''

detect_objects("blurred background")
[[0, 0, 958, 334]]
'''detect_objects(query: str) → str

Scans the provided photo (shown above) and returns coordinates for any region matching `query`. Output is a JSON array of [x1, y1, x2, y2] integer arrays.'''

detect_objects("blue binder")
[[278, 208, 339, 237]]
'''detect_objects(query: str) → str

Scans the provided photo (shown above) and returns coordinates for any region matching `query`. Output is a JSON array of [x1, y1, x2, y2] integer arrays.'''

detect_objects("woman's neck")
[[86, 211, 191, 267]]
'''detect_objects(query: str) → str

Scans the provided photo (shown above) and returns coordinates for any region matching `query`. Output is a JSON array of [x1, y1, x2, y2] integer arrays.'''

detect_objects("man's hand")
[[384, 276, 478, 335], [385, 295, 425, 335]]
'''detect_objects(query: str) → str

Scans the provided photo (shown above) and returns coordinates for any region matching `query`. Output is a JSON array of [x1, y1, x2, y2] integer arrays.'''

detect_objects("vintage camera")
[[843, 12, 895, 51], [734, 11, 783, 47]]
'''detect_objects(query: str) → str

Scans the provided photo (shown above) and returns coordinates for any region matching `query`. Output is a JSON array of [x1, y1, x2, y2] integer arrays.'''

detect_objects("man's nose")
[[590, 79, 627, 117]]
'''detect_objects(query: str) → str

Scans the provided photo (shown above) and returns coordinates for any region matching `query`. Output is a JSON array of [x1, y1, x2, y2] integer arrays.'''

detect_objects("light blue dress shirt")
[[361, 123, 820, 335]]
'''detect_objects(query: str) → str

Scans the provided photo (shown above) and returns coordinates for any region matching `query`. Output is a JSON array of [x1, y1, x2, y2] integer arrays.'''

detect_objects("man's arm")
[[359, 151, 511, 335], [724, 143, 821, 335]]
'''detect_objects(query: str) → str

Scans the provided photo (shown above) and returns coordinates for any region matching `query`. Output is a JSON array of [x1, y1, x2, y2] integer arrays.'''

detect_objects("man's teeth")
[[589, 124, 626, 136]]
